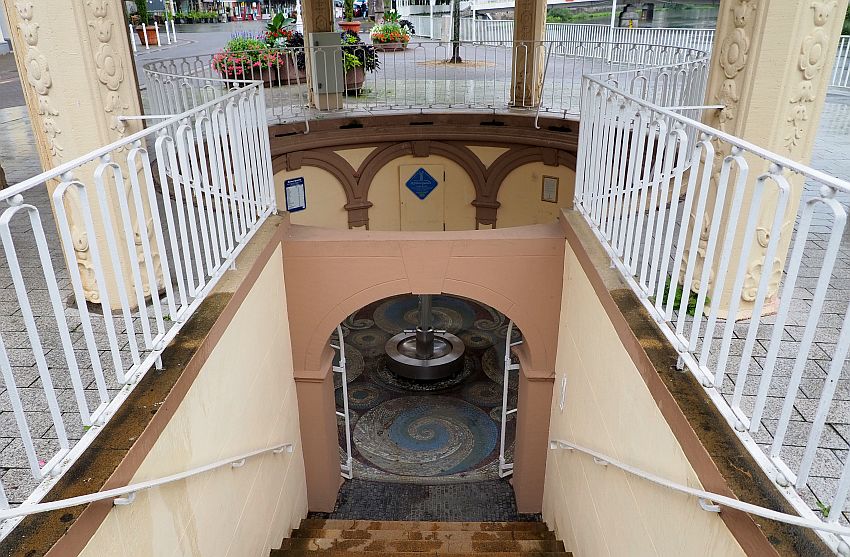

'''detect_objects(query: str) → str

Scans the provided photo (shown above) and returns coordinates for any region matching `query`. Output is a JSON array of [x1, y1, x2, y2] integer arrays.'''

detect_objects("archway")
[[282, 222, 565, 513], [329, 294, 522, 485]]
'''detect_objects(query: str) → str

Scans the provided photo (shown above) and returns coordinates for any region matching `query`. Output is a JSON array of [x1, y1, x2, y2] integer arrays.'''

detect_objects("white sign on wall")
[[284, 177, 307, 212]]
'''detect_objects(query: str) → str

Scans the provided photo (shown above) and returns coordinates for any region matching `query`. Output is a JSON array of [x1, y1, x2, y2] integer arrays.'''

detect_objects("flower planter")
[[259, 60, 308, 87], [217, 60, 307, 88], [339, 21, 361, 33], [135, 26, 159, 46], [373, 42, 407, 52], [344, 67, 365, 94]]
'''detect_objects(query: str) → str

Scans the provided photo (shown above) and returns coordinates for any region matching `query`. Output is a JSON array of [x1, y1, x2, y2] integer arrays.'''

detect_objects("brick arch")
[[356, 141, 488, 203], [283, 223, 564, 515], [284, 225, 563, 379], [484, 147, 578, 202], [304, 282, 545, 378], [271, 151, 370, 225]]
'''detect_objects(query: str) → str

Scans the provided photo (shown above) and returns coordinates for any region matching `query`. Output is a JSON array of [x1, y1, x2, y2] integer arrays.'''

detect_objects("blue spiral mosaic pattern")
[[337, 294, 519, 484], [353, 396, 499, 478], [372, 295, 478, 335]]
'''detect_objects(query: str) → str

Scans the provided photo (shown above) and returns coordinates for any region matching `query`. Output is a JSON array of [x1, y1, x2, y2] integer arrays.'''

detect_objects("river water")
[[643, 6, 719, 29]]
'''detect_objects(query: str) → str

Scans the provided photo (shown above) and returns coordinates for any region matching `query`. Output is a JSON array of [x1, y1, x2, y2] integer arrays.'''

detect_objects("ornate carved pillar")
[[693, 0, 848, 318], [301, 0, 334, 35], [511, 0, 546, 107], [2, 0, 160, 308]]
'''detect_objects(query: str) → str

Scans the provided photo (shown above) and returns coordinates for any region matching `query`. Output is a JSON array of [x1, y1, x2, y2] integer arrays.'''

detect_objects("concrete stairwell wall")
[[74, 234, 308, 556], [542, 213, 748, 556]]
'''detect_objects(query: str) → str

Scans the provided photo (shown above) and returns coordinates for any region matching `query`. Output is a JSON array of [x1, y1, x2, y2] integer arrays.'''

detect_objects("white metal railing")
[[0, 80, 275, 537], [0, 443, 293, 521], [831, 35, 850, 90], [143, 41, 708, 126], [575, 47, 850, 552], [409, 18, 715, 51], [549, 440, 850, 544]]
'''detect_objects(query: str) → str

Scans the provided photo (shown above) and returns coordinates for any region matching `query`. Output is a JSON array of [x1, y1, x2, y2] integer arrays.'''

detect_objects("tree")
[[135, 0, 149, 25], [447, 0, 461, 63], [844, 3, 850, 35]]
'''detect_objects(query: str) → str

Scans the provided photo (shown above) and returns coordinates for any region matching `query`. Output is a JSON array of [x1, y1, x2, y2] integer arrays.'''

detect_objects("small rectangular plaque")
[[542, 175, 559, 204], [284, 177, 307, 212]]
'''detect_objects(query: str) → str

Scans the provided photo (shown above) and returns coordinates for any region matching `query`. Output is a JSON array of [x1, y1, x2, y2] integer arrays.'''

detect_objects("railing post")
[[510, 0, 546, 108]]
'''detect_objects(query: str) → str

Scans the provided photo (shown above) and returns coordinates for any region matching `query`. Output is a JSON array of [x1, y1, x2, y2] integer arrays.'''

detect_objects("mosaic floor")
[[335, 295, 519, 484]]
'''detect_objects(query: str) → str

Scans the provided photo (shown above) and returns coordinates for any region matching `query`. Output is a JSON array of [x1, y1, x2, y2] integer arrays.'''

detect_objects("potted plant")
[[212, 36, 277, 84], [133, 0, 159, 45], [339, 0, 361, 33], [370, 21, 410, 51], [264, 14, 307, 85], [340, 30, 378, 94]]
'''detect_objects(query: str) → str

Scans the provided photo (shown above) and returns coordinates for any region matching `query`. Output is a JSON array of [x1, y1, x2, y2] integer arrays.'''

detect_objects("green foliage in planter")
[[341, 30, 379, 73], [651, 278, 709, 317], [344, 0, 355, 22], [370, 22, 410, 45], [212, 36, 284, 78], [342, 51, 362, 72]]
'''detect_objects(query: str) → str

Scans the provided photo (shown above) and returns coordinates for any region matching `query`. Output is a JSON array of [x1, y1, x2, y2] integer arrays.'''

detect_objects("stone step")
[[279, 538, 566, 553], [296, 519, 549, 532], [291, 529, 556, 541], [270, 549, 573, 557]]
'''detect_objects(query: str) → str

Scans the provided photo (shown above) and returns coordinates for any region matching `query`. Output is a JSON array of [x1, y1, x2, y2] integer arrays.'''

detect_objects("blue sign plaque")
[[284, 177, 307, 212], [405, 168, 438, 200]]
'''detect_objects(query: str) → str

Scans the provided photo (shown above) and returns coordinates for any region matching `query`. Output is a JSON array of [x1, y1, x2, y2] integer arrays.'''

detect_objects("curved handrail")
[[141, 39, 712, 125], [0, 83, 262, 203], [549, 439, 850, 544], [0, 443, 294, 521]]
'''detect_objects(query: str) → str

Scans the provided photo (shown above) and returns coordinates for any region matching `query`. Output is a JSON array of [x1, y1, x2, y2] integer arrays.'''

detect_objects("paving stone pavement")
[[2, 40, 850, 527]]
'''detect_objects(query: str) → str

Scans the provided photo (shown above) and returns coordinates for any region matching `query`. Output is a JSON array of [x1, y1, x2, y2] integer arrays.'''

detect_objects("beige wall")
[[78, 245, 307, 557], [496, 163, 575, 228], [274, 152, 575, 231], [543, 243, 745, 556], [368, 155, 477, 231], [274, 168, 349, 229]]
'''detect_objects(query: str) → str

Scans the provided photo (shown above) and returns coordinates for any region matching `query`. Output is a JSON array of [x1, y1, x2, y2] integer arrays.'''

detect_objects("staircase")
[[271, 519, 572, 556]]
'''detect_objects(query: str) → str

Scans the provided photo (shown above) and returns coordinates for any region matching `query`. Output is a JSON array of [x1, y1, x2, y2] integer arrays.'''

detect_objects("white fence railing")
[[0, 81, 275, 537], [576, 47, 850, 553], [144, 41, 708, 125], [411, 21, 850, 91], [832, 35, 850, 90], [410, 18, 715, 50]]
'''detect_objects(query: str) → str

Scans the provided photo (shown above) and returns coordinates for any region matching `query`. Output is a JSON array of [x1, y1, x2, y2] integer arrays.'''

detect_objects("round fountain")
[[384, 295, 466, 381]]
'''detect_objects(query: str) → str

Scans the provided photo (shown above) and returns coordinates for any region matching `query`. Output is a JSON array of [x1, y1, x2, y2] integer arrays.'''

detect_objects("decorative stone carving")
[[712, 0, 755, 133], [784, 1, 837, 150], [86, 0, 130, 137], [14, 1, 63, 159], [742, 257, 782, 302]]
